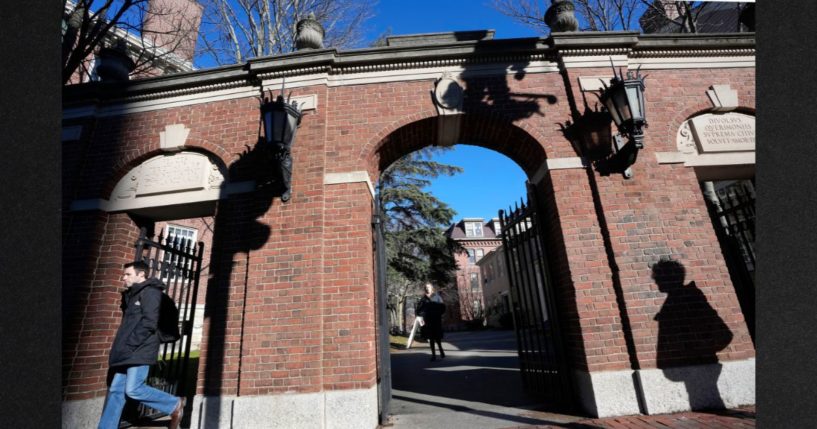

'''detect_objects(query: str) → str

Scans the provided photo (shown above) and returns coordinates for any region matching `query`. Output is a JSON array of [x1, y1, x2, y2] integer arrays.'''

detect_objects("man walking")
[[98, 261, 184, 429]]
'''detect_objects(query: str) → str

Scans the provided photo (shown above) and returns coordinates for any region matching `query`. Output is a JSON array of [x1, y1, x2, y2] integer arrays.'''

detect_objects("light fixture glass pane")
[[272, 110, 287, 143], [626, 86, 642, 121], [284, 114, 298, 145], [264, 113, 273, 142]]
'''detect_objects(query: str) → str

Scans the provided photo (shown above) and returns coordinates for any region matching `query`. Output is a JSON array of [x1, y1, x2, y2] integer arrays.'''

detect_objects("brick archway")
[[365, 113, 550, 181]]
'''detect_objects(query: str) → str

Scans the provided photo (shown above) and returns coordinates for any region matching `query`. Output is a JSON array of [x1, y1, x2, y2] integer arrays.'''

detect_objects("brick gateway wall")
[[62, 32, 755, 425]]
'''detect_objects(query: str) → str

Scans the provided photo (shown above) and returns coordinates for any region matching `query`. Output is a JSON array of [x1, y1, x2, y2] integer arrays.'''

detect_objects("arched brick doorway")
[[367, 113, 582, 422]]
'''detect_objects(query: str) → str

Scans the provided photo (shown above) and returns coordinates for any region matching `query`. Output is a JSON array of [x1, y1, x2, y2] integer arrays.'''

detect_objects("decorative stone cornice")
[[557, 47, 632, 57], [63, 31, 754, 114], [631, 48, 755, 58], [257, 65, 332, 80], [124, 79, 249, 102]]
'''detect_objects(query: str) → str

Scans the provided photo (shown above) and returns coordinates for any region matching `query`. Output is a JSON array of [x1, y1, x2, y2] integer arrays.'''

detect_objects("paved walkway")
[[389, 330, 754, 429], [515, 406, 755, 428]]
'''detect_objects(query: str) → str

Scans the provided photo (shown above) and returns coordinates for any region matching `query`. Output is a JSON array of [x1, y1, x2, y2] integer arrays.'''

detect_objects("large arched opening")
[[366, 113, 585, 425]]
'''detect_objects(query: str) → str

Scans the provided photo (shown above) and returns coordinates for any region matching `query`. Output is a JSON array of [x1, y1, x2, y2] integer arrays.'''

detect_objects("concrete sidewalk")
[[389, 330, 754, 429]]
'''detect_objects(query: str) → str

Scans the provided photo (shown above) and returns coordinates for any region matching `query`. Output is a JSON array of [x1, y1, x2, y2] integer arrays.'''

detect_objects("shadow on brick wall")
[[653, 259, 732, 410], [200, 136, 289, 425]]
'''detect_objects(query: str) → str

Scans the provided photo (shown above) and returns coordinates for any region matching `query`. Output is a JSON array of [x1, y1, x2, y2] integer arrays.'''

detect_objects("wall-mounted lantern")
[[595, 65, 647, 178], [260, 87, 302, 201]]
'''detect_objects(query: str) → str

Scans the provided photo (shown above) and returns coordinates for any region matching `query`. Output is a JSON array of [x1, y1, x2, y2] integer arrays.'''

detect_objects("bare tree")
[[489, 0, 550, 34], [490, 0, 640, 33], [62, 0, 202, 84], [197, 0, 374, 66], [490, 0, 743, 34]]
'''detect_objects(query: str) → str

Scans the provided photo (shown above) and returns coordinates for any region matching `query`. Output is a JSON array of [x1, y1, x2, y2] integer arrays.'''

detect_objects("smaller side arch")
[[94, 148, 233, 220], [665, 103, 756, 149], [101, 140, 232, 198]]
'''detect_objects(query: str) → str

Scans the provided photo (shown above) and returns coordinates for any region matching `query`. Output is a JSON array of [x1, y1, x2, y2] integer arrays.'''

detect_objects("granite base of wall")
[[189, 386, 378, 429], [62, 396, 105, 429], [573, 358, 755, 418], [62, 385, 378, 429]]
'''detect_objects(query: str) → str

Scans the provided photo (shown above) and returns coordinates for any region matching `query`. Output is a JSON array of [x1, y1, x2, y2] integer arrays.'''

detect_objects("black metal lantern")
[[595, 64, 647, 178], [600, 68, 646, 148], [260, 89, 302, 201], [261, 93, 302, 149]]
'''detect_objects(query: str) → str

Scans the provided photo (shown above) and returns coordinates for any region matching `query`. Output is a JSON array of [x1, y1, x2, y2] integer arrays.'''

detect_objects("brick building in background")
[[478, 245, 512, 329], [62, 22, 756, 428], [62, 0, 202, 84], [444, 218, 503, 329]]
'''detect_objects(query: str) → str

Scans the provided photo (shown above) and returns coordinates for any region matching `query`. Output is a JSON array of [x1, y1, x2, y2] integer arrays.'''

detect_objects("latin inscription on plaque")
[[136, 154, 208, 196], [689, 113, 755, 153]]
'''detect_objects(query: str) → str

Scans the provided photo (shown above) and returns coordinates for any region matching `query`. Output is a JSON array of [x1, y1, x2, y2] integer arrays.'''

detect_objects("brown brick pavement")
[[508, 406, 755, 429]]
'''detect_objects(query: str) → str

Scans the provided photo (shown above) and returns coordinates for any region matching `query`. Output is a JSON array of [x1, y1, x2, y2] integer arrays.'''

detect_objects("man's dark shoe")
[[169, 397, 185, 429]]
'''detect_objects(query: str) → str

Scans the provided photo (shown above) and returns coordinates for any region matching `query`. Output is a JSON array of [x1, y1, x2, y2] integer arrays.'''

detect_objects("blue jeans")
[[98, 365, 179, 429]]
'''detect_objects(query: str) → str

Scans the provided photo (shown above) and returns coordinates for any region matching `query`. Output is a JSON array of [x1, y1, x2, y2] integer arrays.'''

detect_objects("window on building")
[[475, 248, 484, 262], [465, 221, 483, 237], [161, 224, 198, 283], [166, 224, 198, 244], [470, 272, 479, 292], [467, 249, 475, 263]]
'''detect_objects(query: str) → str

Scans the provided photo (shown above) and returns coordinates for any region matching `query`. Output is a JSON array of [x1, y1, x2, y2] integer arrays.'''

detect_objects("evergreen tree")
[[378, 147, 463, 331]]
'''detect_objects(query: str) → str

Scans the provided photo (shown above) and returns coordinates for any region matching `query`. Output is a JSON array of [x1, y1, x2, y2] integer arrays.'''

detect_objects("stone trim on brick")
[[324, 171, 375, 197], [68, 180, 255, 212], [530, 157, 589, 184]]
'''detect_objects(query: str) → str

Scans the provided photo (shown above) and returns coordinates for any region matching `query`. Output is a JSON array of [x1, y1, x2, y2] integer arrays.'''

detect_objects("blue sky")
[[364, 1, 543, 41], [422, 145, 529, 222], [367, 1, 536, 222]]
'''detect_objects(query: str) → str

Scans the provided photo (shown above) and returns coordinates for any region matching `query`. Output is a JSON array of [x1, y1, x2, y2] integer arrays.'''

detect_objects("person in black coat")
[[97, 261, 185, 429], [416, 283, 446, 361]]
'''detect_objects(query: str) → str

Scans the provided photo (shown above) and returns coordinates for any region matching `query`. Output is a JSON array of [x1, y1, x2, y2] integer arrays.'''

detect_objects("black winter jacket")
[[108, 278, 166, 368], [416, 295, 445, 340]]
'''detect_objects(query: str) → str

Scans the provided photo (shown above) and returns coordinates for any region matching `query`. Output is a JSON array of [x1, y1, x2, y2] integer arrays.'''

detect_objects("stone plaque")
[[136, 153, 209, 196], [689, 113, 755, 153]]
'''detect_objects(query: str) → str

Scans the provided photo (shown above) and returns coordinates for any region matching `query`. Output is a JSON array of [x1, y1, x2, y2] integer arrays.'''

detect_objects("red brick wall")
[[547, 65, 757, 372], [62, 63, 755, 401], [62, 212, 143, 399]]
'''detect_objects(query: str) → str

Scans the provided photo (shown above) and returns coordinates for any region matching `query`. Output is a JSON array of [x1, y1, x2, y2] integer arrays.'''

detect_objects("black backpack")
[[157, 291, 182, 344]]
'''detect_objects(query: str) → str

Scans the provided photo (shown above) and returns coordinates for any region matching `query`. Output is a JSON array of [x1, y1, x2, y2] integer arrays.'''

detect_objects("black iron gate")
[[702, 180, 755, 343], [120, 227, 204, 427], [373, 199, 392, 426], [499, 187, 572, 409]]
